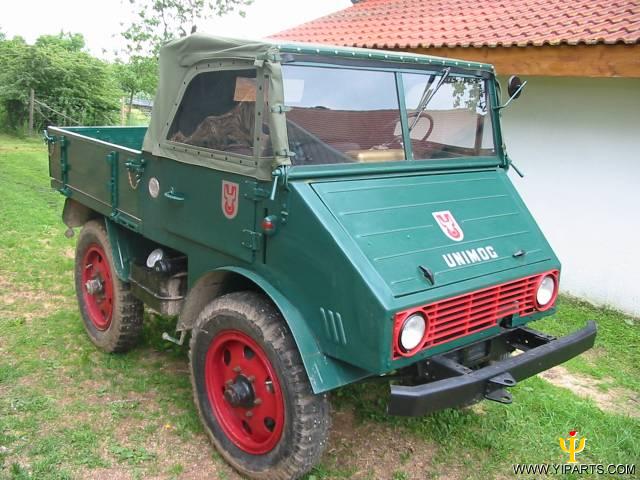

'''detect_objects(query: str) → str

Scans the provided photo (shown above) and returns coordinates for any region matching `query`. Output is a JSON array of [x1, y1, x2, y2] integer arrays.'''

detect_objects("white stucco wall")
[[500, 76, 640, 316]]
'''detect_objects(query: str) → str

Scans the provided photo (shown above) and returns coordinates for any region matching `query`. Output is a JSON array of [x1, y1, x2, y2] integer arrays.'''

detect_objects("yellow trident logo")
[[559, 430, 586, 463]]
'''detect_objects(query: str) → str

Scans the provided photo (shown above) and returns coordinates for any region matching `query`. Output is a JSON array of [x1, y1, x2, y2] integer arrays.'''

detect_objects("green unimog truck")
[[46, 35, 596, 479]]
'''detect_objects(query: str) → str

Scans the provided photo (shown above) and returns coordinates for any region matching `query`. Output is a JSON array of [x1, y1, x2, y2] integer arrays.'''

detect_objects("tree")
[[0, 36, 32, 129], [0, 33, 121, 131], [35, 32, 85, 52], [122, 0, 253, 55], [113, 56, 158, 119]]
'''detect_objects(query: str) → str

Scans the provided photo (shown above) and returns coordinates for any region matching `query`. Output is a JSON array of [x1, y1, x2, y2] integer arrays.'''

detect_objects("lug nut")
[[245, 411, 253, 418], [254, 398, 262, 405], [233, 366, 242, 373], [247, 375, 255, 383]]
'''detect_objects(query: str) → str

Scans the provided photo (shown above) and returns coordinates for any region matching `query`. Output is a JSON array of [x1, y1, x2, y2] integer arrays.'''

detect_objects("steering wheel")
[[406, 112, 434, 141]]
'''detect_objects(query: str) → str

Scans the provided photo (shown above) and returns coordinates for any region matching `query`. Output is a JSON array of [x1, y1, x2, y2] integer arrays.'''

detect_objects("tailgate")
[[311, 170, 552, 297]]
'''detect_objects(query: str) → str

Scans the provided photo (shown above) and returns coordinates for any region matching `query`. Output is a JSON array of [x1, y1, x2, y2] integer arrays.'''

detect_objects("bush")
[[0, 33, 121, 131]]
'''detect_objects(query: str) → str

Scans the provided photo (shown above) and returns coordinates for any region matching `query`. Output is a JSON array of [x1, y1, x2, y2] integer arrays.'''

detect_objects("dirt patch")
[[74, 467, 132, 480], [110, 418, 241, 480], [0, 275, 72, 320], [323, 408, 444, 480], [149, 432, 241, 480], [539, 366, 639, 418], [582, 347, 606, 363]]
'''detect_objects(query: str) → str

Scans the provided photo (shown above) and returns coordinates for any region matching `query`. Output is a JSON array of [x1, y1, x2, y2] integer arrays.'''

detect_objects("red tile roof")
[[272, 0, 640, 49]]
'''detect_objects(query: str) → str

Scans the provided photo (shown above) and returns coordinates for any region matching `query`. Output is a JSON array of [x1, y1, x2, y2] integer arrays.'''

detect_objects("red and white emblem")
[[432, 210, 464, 242], [221, 180, 239, 220]]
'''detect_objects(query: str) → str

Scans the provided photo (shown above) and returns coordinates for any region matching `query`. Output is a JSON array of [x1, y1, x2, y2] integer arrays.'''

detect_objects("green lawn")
[[0, 134, 638, 479]]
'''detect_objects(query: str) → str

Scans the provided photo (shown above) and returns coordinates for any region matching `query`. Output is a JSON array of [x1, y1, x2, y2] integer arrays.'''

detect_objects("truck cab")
[[47, 35, 596, 480]]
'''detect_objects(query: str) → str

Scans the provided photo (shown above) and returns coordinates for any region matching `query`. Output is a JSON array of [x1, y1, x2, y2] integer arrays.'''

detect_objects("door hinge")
[[241, 229, 263, 251]]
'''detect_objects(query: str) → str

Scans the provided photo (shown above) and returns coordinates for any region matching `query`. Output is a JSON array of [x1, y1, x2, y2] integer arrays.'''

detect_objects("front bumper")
[[388, 321, 597, 416]]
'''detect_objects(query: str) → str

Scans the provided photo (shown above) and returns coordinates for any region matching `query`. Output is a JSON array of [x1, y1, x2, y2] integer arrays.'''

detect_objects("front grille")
[[392, 271, 559, 359]]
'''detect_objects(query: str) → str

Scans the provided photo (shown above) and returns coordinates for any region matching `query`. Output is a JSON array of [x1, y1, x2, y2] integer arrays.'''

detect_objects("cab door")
[[140, 65, 266, 263], [151, 158, 257, 263]]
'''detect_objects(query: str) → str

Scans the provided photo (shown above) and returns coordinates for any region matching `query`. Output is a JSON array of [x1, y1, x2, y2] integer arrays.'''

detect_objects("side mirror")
[[507, 75, 524, 99], [495, 76, 527, 111]]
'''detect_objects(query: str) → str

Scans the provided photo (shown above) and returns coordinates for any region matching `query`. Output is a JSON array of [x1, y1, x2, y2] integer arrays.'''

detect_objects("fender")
[[63, 205, 140, 282], [180, 266, 371, 394], [104, 218, 153, 281]]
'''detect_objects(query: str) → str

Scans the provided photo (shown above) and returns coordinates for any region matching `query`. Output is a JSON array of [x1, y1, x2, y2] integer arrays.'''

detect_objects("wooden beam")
[[407, 44, 640, 78]]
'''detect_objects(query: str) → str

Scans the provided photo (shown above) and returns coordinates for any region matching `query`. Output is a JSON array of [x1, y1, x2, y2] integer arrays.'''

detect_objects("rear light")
[[261, 215, 278, 235], [392, 271, 559, 358]]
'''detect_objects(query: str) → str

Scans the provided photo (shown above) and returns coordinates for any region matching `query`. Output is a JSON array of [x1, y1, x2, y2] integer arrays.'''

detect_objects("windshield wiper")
[[409, 67, 451, 131]]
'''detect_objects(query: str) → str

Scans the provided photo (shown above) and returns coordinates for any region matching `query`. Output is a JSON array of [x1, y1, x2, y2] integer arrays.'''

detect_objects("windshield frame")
[[279, 57, 505, 175]]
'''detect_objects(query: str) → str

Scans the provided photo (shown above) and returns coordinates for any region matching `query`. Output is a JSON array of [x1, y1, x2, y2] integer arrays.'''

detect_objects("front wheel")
[[189, 292, 330, 480]]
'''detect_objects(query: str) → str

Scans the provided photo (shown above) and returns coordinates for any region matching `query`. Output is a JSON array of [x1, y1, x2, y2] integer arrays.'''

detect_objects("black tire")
[[74, 219, 143, 353], [189, 291, 330, 480]]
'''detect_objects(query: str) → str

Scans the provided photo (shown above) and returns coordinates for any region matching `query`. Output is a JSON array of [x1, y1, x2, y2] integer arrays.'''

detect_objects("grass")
[[125, 107, 151, 127], [0, 133, 638, 479]]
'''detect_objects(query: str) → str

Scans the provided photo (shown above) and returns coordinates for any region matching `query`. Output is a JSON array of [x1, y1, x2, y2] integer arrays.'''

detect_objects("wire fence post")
[[28, 88, 35, 135]]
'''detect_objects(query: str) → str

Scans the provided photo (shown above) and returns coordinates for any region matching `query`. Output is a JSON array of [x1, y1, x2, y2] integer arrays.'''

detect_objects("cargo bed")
[[47, 126, 148, 229]]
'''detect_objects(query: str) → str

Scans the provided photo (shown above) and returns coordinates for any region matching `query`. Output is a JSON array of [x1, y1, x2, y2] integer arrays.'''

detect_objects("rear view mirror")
[[507, 76, 524, 99], [495, 76, 527, 111]]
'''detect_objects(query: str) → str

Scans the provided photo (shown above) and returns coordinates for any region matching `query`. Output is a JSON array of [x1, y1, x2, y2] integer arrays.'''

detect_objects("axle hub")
[[223, 375, 255, 408], [85, 278, 103, 295]]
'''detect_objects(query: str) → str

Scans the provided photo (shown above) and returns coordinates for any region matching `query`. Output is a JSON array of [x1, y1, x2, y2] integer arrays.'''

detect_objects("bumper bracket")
[[388, 321, 597, 416]]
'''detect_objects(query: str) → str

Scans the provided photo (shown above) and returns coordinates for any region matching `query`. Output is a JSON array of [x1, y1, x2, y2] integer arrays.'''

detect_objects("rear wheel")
[[74, 219, 143, 353], [190, 291, 330, 480]]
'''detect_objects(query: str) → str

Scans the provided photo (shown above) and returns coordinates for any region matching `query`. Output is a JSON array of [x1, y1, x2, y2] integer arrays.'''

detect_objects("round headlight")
[[399, 313, 426, 352], [536, 275, 557, 308]]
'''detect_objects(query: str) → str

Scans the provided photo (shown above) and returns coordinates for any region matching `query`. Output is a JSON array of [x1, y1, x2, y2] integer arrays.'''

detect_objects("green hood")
[[311, 169, 553, 298]]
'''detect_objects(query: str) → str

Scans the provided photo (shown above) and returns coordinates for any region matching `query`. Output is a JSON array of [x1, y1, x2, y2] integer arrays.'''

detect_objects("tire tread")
[[190, 291, 330, 480], [75, 219, 143, 353]]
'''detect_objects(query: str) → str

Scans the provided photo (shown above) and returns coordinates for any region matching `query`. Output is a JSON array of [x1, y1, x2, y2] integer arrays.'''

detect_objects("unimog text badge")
[[433, 210, 464, 241], [221, 180, 239, 219]]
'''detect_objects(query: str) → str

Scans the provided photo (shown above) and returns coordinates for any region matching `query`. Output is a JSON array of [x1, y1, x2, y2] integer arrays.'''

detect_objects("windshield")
[[283, 65, 404, 165], [402, 73, 495, 160], [282, 64, 495, 166]]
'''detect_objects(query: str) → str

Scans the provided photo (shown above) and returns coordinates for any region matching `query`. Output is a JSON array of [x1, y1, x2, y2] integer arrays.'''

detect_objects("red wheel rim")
[[81, 244, 114, 331], [205, 330, 285, 454]]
